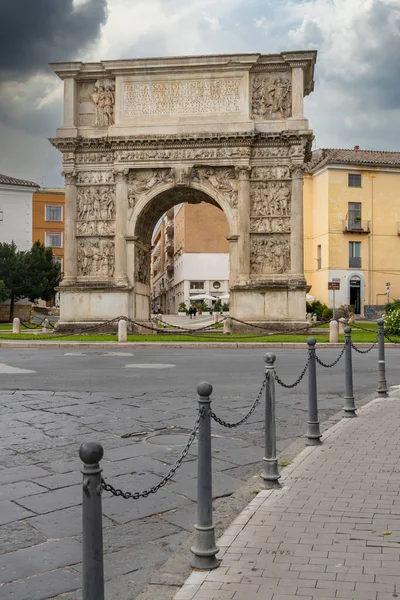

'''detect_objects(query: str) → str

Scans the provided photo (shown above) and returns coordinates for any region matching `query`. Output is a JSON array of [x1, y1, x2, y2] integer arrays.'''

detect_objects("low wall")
[[0, 305, 31, 322]]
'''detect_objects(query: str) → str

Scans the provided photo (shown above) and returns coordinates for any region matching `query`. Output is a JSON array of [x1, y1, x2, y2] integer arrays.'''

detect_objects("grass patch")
[[0, 330, 384, 343], [0, 323, 13, 330], [279, 461, 292, 467]]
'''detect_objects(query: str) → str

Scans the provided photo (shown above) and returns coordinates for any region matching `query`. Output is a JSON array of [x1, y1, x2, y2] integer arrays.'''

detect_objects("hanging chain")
[[384, 332, 400, 344], [315, 344, 346, 368], [101, 407, 205, 499], [274, 353, 311, 389], [351, 337, 378, 354], [210, 379, 266, 428]]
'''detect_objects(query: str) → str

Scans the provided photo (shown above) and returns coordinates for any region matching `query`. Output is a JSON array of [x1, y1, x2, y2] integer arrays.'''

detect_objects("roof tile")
[[0, 173, 39, 187]]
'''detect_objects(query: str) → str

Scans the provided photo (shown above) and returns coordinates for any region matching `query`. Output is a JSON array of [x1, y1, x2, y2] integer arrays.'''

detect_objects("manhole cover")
[[147, 434, 195, 446]]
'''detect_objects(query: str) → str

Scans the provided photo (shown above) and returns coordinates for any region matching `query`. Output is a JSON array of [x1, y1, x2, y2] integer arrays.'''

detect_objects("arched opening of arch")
[[128, 184, 233, 321]]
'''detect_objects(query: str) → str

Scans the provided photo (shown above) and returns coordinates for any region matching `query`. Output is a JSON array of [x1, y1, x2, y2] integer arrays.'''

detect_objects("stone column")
[[291, 67, 304, 119], [290, 166, 305, 277], [61, 171, 77, 285], [114, 170, 129, 286], [227, 235, 239, 285], [236, 167, 251, 281]]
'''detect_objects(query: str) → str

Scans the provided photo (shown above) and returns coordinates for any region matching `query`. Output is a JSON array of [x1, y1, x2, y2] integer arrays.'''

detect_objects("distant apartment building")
[[0, 173, 38, 250], [151, 203, 229, 313], [304, 148, 400, 316], [32, 188, 65, 273]]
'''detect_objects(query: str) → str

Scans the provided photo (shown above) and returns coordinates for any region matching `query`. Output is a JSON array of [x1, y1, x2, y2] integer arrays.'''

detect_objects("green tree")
[[0, 280, 10, 304], [0, 242, 28, 321], [24, 241, 61, 303]]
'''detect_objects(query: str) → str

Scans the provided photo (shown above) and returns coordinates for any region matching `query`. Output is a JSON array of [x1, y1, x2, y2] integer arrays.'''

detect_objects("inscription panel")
[[123, 77, 243, 117]]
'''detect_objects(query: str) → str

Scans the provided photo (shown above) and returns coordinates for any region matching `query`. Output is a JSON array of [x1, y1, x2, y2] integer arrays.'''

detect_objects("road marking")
[[0, 363, 36, 374], [125, 363, 176, 369], [64, 352, 134, 356]]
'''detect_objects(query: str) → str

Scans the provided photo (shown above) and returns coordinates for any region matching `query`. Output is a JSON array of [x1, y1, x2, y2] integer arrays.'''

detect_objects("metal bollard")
[[118, 319, 127, 342], [306, 337, 322, 445], [191, 382, 219, 570], [12, 317, 20, 334], [260, 353, 281, 488], [42, 318, 49, 333], [79, 442, 105, 600], [343, 326, 357, 417], [376, 318, 388, 397]]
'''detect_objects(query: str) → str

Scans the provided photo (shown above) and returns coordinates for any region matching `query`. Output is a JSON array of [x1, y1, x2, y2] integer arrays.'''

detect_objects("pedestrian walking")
[[193, 306, 197, 319], [189, 306, 193, 319]]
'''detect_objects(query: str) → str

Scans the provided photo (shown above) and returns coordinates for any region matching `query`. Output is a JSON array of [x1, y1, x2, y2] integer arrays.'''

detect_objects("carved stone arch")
[[128, 178, 237, 242]]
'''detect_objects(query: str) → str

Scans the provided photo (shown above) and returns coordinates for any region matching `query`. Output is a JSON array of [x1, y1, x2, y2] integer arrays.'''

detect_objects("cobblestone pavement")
[[0, 348, 397, 599], [177, 389, 400, 600]]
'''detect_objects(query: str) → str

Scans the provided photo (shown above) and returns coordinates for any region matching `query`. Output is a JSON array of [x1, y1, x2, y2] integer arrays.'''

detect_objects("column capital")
[[291, 166, 305, 180], [235, 166, 251, 180], [62, 171, 77, 185], [113, 168, 129, 184]]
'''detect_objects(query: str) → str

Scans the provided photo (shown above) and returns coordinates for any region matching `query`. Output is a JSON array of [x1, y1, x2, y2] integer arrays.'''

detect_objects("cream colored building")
[[304, 148, 400, 317], [151, 203, 229, 313]]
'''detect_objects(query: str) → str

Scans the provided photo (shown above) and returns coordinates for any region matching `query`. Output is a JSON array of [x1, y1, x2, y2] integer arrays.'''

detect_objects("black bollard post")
[[306, 337, 322, 445], [260, 353, 281, 488], [191, 382, 219, 570], [377, 318, 388, 397], [79, 441, 105, 600], [343, 326, 357, 417]]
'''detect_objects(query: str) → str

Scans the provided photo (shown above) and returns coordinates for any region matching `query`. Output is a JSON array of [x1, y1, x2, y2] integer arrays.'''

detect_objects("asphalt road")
[[0, 346, 397, 600]]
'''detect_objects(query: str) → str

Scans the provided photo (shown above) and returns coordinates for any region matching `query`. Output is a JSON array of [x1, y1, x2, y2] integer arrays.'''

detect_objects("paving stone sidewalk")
[[176, 389, 400, 600]]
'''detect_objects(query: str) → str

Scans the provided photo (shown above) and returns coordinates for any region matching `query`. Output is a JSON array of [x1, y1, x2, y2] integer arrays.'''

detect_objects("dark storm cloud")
[[0, 0, 108, 78]]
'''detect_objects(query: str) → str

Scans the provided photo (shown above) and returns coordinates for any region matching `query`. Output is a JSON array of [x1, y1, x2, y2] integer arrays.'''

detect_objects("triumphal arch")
[[50, 51, 317, 329]]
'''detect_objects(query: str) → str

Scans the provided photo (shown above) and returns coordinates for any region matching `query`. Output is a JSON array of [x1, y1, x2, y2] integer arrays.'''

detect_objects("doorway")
[[349, 278, 361, 314]]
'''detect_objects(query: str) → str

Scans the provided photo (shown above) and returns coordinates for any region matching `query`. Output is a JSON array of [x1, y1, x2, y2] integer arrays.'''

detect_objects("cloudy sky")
[[0, 0, 399, 187]]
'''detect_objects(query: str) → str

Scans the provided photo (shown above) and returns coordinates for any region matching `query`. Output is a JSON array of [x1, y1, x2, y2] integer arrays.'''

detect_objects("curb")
[[0, 341, 396, 350]]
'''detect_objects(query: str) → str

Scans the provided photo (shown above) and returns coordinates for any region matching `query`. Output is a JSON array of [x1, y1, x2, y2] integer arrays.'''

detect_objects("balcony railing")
[[349, 256, 362, 269], [343, 220, 370, 233], [165, 240, 174, 254], [152, 240, 161, 257], [152, 256, 161, 272]]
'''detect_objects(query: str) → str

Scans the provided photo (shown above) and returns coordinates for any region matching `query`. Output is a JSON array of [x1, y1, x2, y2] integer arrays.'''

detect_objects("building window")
[[349, 241, 361, 268], [190, 281, 204, 289], [53, 257, 63, 270], [317, 245, 322, 270], [45, 205, 63, 221], [348, 173, 361, 188], [45, 232, 63, 248], [212, 281, 221, 289], [348, 202, 362, 228]]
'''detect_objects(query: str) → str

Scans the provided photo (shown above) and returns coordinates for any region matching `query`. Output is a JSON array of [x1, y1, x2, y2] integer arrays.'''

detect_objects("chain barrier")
[[101, 407, 204, 499], [151, 315, 227, 334], [274, 353, 311, 389], [210, 379, 266, 429], [384, 331, 400, 344], [351, 337, 378, 354], [315, 344, 346, 368]]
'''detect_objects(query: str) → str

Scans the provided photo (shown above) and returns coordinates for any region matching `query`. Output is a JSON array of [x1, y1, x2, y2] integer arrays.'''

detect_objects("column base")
[[191, 523, 219, 570]]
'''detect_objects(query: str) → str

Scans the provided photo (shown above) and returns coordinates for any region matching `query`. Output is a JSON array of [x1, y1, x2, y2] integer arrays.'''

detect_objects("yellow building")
[[304, 148, 400, 317]]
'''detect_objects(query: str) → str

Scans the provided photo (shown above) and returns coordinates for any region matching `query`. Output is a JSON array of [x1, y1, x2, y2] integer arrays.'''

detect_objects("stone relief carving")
[[78, 239, 115, 278], [251, 182, 291, 217], [251, 166, 291, 180], [76, 152, 114, 164], [116, 146, 250, 162], [77, 171, 114, 184], [128, 169, 173, 209], [251, 74, 292, 120], [250, 234, 290, 275], [192, 167, 238, 208], [251, 217, 291, 234], [251, 146, 290, 158], [135, 247, 150, 284], [91, 80, 115, 126], [123, 78, 242, 117], [76, 187, 115, 237]]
